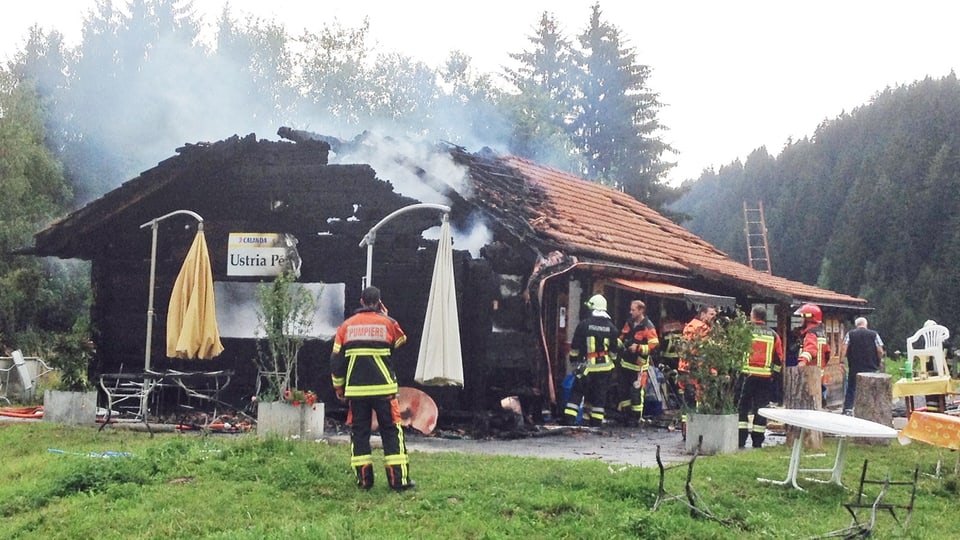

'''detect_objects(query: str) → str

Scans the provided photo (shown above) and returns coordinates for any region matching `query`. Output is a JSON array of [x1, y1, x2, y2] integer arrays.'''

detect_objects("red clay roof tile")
[[499, 155, 866, 308]]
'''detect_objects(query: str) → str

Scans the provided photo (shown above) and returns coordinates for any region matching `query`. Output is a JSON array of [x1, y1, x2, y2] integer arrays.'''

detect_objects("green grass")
[[0, 422, 953, 539]]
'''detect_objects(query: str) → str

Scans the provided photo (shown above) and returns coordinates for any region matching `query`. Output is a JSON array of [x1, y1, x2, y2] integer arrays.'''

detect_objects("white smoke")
[[422, 211, 492, 258], [329, 132, 471, 204]]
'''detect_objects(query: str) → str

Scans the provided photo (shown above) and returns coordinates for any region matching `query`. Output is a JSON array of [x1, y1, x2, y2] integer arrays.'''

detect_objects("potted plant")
[[43, 327, 98, 425], [253, 271, 324, 439], [680, 310, 753, 454]]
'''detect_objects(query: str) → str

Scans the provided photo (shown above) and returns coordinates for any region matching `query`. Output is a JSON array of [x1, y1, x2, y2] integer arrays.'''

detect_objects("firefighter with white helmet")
[[563, 293, 620, 426]]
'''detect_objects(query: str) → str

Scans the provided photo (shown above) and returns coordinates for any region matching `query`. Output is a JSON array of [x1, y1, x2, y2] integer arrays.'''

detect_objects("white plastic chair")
[[906, 324, 950, 377], [6, 350, 55, 402]]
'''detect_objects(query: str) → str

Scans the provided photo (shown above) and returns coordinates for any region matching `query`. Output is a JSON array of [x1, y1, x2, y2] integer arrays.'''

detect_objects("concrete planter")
[[257, 401, 325, 440], [43, 390, 98, 426], [685, 412, 738, 455]]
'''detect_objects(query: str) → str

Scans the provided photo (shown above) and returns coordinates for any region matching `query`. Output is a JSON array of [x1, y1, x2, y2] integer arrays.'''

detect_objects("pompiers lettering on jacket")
[[330, 308, 406, 398], [346, 324, 388, 342], [587, 323, 614, 333]]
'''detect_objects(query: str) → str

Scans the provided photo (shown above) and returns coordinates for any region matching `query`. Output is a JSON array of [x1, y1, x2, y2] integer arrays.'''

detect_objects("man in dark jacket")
[[563, 294, 620, 427], [838, 317, 884, 415], [331, 286, 415, 492]]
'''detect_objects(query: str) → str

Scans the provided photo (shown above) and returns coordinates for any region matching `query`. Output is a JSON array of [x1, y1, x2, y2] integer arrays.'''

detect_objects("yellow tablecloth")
[[898, 410, 960, 450], [892, 375, 955, 398]]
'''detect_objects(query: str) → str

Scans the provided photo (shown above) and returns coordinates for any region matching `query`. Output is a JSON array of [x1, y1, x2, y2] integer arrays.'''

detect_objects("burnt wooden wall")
[[80, 137, 549, 422]]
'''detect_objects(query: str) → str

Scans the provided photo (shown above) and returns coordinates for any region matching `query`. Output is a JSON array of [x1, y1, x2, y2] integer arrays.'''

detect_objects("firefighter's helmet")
[[585, 294, 608, 311], [794, 303, 822, 324]]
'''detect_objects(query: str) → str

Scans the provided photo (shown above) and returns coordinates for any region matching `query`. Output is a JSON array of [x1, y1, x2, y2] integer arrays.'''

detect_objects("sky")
[[2, 0, 959, 186]]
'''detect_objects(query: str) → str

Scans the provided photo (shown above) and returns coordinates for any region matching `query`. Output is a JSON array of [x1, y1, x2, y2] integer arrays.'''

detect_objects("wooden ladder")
[[743, 201, 772, 274]]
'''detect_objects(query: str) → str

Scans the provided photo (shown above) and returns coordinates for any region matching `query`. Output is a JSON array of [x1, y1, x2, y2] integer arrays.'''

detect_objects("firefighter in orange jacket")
[[794, 302, 831, 407], [736, 305, 783, 448], [617, 300, 660, 426], [678, 305, 716, 437], [330, 286, 415, 492]]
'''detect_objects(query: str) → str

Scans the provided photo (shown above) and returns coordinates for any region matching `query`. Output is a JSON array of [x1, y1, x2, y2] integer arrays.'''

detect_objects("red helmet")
[[794, 303, 822, 324]]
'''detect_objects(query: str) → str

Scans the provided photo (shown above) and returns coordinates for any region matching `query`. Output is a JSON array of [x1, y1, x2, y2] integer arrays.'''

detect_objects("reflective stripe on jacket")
[[570, 314, 620, 373], [798, 324, 830, 369], [330, 307, 407, 398], [742, 323, 784, 377], [619, 317, 660, 371]]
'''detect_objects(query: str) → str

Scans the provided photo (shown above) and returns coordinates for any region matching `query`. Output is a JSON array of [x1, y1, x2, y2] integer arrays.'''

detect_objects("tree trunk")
[[854, 372, 892, 445], [783, 365, 823, 449]]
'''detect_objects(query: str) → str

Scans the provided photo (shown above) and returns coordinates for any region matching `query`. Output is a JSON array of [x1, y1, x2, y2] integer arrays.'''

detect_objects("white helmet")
[[585, 294, 607, 311]]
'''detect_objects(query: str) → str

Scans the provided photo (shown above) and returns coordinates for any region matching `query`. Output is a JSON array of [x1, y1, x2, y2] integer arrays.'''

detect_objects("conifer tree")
[[570, 3, 673, 203]]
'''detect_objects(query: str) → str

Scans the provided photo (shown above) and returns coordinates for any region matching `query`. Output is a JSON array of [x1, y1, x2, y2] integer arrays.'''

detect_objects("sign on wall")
[[227, 233, 301, 277]]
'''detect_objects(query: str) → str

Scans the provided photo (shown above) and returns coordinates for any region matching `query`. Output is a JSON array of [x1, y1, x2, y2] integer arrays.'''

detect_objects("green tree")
[[366, 51, 439, 133], [672, 73, 960, 351], [295, 18, 374, 127], [502, 12, 580, 167], [0, 71, 76, 347], [570, 3, 674, 204], [23, 0, 210, 204], [435, 50, 510, 147], [214, 6, 297, 127]]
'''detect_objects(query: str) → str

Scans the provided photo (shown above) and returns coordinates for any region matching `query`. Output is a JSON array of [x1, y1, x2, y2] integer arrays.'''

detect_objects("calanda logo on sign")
[[227, 233, 299, 276]]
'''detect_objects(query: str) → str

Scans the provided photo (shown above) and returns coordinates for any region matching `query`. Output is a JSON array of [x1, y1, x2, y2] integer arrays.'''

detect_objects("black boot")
[[354, 464, 374, 490], [751, 432, 765, 449], [386, 464, 416, 492], [738, 429, 748, 449]]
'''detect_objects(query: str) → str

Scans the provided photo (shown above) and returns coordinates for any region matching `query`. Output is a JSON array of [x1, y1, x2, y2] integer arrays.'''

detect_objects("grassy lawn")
[[0, 421, 952, 539]]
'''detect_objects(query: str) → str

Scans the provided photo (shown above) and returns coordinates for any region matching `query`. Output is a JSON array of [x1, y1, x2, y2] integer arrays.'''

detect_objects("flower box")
[[256, 400, 325, 440]]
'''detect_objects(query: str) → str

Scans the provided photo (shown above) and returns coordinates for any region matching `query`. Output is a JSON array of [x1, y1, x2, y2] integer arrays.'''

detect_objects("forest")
[[1, 0, 955, 360], [670, 73, 960, 351]]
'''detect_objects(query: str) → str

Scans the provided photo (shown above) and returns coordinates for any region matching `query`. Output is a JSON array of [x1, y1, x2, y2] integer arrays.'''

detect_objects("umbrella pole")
[[359, 203, 450, 288], [145, 222, 159, 374], [139, 210, 204, 419]]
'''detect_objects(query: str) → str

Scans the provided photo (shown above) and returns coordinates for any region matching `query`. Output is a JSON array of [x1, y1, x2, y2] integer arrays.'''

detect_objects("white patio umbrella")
[[414, 214, 464, 386]]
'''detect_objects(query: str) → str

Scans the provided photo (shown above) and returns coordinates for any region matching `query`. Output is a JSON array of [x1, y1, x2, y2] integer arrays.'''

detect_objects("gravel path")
[[326, 425, 694, 468]]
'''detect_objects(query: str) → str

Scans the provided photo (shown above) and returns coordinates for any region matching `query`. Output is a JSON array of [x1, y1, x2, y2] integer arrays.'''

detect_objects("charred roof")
[[31, 128, 866, 309]]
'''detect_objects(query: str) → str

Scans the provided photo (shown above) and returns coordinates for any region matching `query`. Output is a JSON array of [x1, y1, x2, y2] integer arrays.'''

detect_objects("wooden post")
[[783, 365, 823, 449], [854, 372, 893, 445]]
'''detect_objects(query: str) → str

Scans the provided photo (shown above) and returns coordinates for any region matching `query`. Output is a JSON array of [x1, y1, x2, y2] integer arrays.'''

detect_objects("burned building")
[[31, 130, 868, 421]]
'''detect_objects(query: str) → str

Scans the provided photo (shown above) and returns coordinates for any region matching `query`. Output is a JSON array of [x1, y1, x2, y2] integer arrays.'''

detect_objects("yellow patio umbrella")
[[165, 223, 224, 360]]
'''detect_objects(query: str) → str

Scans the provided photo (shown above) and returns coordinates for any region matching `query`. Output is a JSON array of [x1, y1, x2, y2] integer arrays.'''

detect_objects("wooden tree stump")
[[854, 372, 893, 445], [783, 365, 823, 449]]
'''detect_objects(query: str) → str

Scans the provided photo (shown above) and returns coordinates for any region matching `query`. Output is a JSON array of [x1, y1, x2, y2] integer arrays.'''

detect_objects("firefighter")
[[330, 286, 415, 492], [794, 302, 831, 407], [563, 294, 620, 427], [617, 300, 660, 426], [678, 304, 716, 439], [736, 305, 784, 448]]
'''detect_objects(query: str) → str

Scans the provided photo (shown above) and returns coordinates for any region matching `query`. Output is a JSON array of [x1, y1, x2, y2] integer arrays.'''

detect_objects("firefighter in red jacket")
[[330, 286, 415, 492], [794, 302, 831, 407], [617, 300, 660, 426], [736, 305, 783, 448]]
